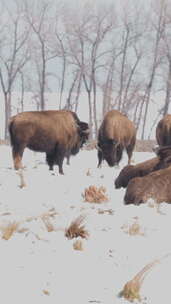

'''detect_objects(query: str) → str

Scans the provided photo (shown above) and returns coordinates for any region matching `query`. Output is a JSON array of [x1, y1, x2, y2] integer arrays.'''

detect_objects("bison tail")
[[8, 118, 15, 147]]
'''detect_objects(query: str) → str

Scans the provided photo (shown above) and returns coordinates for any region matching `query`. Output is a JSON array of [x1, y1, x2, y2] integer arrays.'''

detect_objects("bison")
[[115, 145, 171, 189], [97, 110, 136, 168], [8, 110, 89, 186], [124, 165, 171, 205], [156, 114, 171, 146]]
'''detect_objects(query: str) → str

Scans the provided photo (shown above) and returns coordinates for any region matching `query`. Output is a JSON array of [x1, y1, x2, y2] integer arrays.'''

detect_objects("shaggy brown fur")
[[97, 110, 136, 167], [124, 165, 171, 205], [115, 145, 171, 189], [8, 110, 89, 175], [115, 157, 159, 189], [156, 114, 171, 146]]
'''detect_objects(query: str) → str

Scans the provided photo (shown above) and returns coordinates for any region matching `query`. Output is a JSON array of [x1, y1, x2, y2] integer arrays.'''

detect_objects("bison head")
[[71, 122, 89, 156], [97, 139, 123, 167], [115, 165, 135, 188], [78, 122, 90, 147]]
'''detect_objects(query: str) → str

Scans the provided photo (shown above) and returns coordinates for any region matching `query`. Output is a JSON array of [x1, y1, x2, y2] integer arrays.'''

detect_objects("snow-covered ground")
[[0, 145, 171, 304]]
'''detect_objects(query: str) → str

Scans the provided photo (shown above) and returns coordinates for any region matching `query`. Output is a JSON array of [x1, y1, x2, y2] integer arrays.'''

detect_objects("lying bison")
[[156, 114, 171, 146], [9, 110, 89, 186], [115, 145, 171, 189], [124, 166, 171, 205], [97, 110, 136, 167], [115, 157, 159, 189]]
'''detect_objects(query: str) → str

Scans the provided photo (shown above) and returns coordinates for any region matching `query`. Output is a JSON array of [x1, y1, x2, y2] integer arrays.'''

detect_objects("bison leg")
[[46, 152, 55, 171], [17, 169, 27, 188], [97, 150, 103, 168], [12, 146, 26, 188], [55, 148, 65, 175], [47, 147, 65, 174], [65, 151, 70, 165], [12, 146, 24, 170], [126, 145, 134, 165], [57, 156, 64, 175], [66, 156, 70, 165]]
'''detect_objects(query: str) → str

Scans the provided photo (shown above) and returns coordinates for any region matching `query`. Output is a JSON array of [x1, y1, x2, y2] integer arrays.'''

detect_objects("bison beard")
[[97, 110, 136, 168], [8, 110, 89, 187]]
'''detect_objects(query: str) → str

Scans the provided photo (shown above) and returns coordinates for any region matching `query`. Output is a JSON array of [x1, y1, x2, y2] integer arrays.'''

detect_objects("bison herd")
[[8, 109, 171, 206]]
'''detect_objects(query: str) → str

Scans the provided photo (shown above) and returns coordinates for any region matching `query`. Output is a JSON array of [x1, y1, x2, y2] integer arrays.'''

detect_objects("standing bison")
[[156, 114, 171, 146], [8, 110, 89, 187], [97, 110, 136, 167]]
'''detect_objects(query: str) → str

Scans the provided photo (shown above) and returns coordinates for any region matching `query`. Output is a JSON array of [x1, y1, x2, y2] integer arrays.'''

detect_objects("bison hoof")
[[59, 170, 64, 175], [19, 183, 26, 188]]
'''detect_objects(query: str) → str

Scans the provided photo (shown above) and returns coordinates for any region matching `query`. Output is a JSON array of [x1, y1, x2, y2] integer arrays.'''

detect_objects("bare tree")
[[141, 0, 166, 139], [62, 3, 115, 138], [24, 0, 54, 110], [0, 0, 170, 141], [64, 70, 80, 110], [18, 69, 25, 112], [53, 29, 67, 109], [112, 2, 147, 119], [160, 1, 171, 116], [0, 0, 30, 138]]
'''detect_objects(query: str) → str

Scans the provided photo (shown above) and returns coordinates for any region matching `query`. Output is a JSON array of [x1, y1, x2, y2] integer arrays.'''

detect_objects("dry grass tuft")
[[98, 208, 114, 215], [17, 227, 29, 233], [2, 222, 19, 240], [118, 259, 160, 302], [82, 185, 109, 203], [43, 289, 50, 296], [25, 209, 58, 223], [121, 221, 145, 236], [73, 239, 84, 251], [86, 168, 91, 176], [65, 215, 89, 240], [41, 215, 55, 232], [119, 279, 141, 302]]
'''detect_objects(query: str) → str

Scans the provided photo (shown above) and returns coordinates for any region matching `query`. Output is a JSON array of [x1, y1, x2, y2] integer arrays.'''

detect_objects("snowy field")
[[0, 144, 171, 304]]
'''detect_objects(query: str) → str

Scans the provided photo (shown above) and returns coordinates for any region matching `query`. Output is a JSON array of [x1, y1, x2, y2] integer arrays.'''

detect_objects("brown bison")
[[9, 110, 89, 185], [115, 145, 171, 189], [156, 114, 171, 146], [97, 110, 136, 167], [124, 166, 171, 205]]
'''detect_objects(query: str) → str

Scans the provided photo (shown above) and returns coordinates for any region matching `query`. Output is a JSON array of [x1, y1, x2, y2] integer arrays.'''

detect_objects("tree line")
[[0, 0, 171, 140]]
